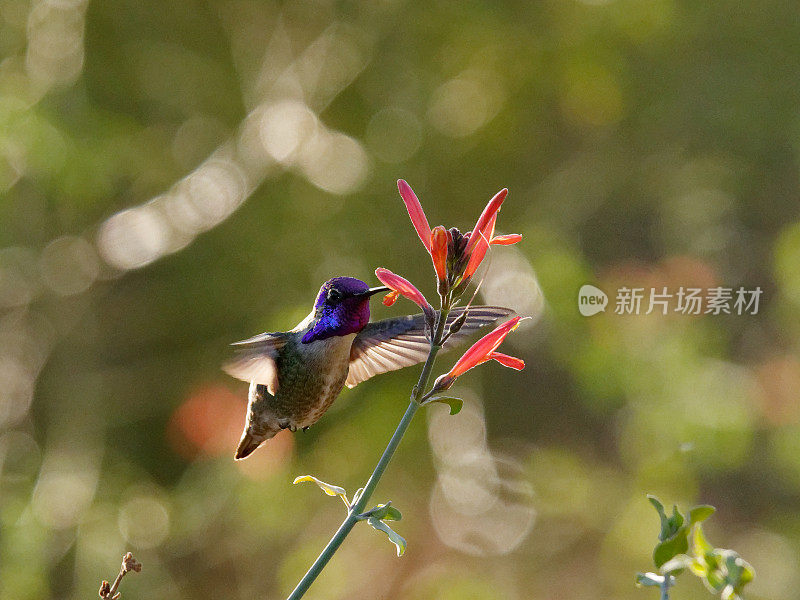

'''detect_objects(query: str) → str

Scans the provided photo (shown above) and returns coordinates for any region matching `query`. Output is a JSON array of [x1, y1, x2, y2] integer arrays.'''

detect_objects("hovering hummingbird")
[[223, 276, 513, 459]]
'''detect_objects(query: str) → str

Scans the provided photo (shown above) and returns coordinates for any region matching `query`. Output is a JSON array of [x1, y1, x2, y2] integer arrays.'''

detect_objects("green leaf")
[[693, 546, 753, 596], [648, 495, 666, 515], [383, 506, 402, 521], [363, 503, 402, 521], [701, 551, 725, 592], [635, 572, 665, 587], [647, 495, 684, 542], [692, 523, 714, 557], [422, 395, 463, 415], [653, 525, 690, 568], [293, 475, 350, 507], [737, 558, 755, 586], [722, 551, 755, 593], [366, 517, 407, 557], [670, 505, 685, 532], [647, 495, 692, 567], [689, 505, 715, 525]]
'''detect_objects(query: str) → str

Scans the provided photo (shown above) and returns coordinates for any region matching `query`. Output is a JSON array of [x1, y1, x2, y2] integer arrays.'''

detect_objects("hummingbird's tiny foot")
[[278, 420, 297, 432], [302, 426, 309, 432]]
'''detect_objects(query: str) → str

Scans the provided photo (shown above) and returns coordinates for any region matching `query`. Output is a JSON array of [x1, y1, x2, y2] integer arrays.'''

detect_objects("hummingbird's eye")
[[327, 288, 343, 303]]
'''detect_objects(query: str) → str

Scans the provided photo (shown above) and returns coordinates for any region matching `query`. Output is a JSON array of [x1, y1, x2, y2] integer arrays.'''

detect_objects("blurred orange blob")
[[168, 384, 246, 459], [755, 356, 800, 426], [661, 255, 719, 290], [167, 384, 294, 475]]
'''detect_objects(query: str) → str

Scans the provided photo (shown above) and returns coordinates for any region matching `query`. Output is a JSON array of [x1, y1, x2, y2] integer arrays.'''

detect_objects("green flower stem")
[[285, 307, 450, 600], [660, 575, 670, 600]]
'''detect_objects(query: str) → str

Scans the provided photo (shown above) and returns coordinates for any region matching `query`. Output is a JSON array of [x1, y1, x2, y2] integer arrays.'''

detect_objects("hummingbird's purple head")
[[301, 277, 389, 343]]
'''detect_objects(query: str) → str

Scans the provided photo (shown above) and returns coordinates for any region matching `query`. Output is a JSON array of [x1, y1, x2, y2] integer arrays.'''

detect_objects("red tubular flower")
[[490, 234, 523, 245], [397, 180, 432, 253], [432, 316, 525, 390], [430, 226, 448, 289], [464, 188, 507, 256], [375, 268, 433, 314]]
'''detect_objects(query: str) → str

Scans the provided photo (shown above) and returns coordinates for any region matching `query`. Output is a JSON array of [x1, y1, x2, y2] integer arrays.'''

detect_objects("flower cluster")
[[397, 180, 522, 298], [375, 179, 526, 390]]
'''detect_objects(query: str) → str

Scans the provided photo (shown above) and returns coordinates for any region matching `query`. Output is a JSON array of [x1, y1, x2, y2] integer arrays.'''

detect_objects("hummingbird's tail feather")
[[234, 432, 260, 460], [234, 429, 278, 460]]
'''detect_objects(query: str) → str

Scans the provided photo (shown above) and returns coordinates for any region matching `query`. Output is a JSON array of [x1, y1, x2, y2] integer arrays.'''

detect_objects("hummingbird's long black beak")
[[360, 286, 390, 297]]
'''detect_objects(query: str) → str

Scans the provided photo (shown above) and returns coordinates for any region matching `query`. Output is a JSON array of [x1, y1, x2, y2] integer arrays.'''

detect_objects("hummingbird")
[[223, 276, 513, 459]]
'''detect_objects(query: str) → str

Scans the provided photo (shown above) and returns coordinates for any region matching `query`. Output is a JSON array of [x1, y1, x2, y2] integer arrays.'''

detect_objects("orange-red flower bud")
[[397, 180, 432, 253], [430, 226, 448, 286]]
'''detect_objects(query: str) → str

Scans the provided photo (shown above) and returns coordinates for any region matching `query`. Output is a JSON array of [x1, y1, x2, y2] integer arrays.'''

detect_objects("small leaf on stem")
[[422, 395, 464, 415], [689, 505, 715, 525], [653, 527, 690, 568], [367, 517, 407, 557], [360, 502, 403, 521], [692, 522, 714, 557], [293, 475, 350, 508]]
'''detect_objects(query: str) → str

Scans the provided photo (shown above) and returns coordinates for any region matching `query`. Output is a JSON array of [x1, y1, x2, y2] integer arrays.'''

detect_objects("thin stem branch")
[[286, 306, 450, 600], [660, 574, 671, 600], [99, 553, 141, 600]]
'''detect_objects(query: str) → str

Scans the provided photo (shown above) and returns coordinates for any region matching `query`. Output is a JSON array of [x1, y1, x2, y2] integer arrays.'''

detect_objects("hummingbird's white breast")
[[289, 329, 357, 428]]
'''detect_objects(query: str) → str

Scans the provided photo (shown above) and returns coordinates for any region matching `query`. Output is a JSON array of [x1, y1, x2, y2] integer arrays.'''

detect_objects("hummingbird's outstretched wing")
[[222, 332, 288, 396], [345, 306, 515, 388]]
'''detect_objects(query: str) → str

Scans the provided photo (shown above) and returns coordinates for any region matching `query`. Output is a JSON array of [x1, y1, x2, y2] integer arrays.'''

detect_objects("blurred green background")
[[2, 0, 800, 598]]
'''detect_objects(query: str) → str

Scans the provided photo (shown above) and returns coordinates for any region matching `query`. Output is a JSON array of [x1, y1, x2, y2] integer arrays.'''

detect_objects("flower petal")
[[431, 226, 448, 284], [490, 234, 522, 245], [462, 212, 497, 279], [464, 188, 507, 255], [397, 180, 432, 253], [382, 290, 400, 306], [446, 316, 523, 379], [488, 352, 525, 370], [375, 267, 432, 313]]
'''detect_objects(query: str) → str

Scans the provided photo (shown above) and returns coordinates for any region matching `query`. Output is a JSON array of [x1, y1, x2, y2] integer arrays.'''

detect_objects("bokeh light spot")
[[118, 494, 170, 549], [32, 468, 97, 529], [39, 236, 99, 296], [97, 205, 171, 270], [259, 100, 318, 164], [427, 73, 504, 138], [299, 130, 369, 195]]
